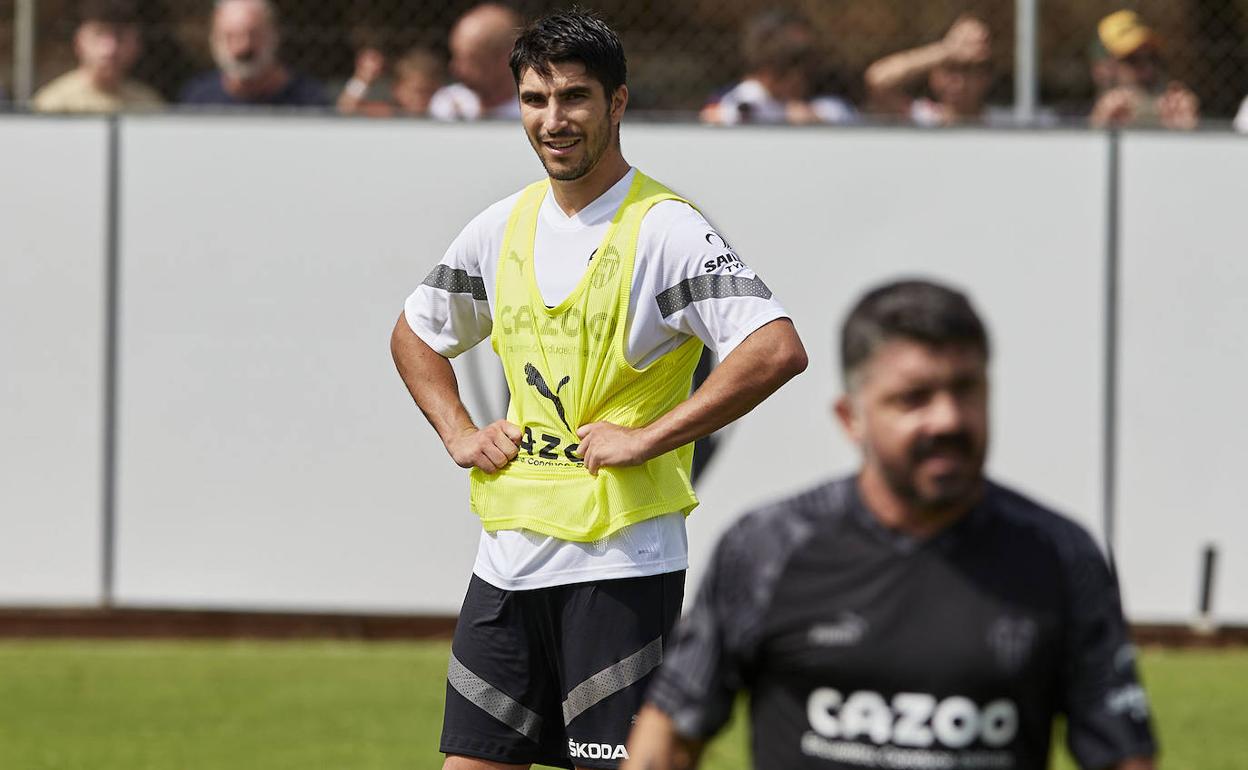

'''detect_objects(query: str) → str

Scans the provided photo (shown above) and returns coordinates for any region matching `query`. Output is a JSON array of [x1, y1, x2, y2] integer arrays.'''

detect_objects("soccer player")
[[389, 10, 807, 770], [624, 280, 1157, 770]]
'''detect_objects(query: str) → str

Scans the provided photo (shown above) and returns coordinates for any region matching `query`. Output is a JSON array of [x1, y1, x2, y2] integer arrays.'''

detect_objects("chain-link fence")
[[2, 0, 1247, 122]]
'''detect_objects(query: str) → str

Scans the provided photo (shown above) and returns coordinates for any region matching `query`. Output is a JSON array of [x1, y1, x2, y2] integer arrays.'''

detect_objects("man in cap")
[[1089, 9, 1198, 129]]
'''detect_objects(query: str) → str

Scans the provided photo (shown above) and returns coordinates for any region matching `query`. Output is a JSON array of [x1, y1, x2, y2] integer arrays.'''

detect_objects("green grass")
[[0, 641, 446, 770], [0, 641, 1244, 769]]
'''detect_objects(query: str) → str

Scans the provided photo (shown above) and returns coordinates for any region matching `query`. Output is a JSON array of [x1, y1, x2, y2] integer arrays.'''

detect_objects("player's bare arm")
[[1113, 758, 1156, 770], [576, 317, 806, 475], [620, 704, 704, 770], [390, 313, 521, 473]]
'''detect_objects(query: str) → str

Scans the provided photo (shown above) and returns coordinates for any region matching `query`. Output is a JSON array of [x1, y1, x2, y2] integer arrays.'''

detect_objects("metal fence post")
[[1014, 0, 1038, 124], [101, 115, 122, 608], [13, 0, 37, 103], [1102, 130, 1121, 567]]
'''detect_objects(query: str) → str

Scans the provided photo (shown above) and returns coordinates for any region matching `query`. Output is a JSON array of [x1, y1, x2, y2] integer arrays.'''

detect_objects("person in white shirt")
[[429, 3, 523, 120], [391, 11, 807, 769], [701, 9, 855, 126]]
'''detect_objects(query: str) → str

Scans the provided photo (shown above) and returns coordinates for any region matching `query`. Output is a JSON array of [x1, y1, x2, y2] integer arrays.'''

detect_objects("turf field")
[[0, 640, 1244, 769]]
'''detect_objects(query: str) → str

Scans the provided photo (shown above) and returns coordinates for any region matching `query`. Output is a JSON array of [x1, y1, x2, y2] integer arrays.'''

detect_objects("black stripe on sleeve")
[[422, 264, 487, 301], [655, 275, 772, 318]]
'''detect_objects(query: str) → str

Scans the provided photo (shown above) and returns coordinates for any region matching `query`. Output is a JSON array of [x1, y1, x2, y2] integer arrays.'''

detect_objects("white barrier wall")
[[110, 118, 1109, 614], [1116, 133, 1248, 623], [1, 116, 1244, 623], [0, 118, 108, 604], [627, 128, 1110, 588], [113, 118, 544, 612]]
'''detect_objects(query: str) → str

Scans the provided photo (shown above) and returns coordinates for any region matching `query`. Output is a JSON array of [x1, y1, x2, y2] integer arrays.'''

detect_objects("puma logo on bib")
[[524, 362, 572, 431]]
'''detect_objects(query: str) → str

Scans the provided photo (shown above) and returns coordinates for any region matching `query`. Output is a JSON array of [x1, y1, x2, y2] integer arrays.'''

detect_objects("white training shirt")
[[405, 167, 790, 590]]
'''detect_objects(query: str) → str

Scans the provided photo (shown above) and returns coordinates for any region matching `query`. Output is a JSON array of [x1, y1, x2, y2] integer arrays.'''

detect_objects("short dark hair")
[[840, 279, 990, 388], [509, 9, 627, 96], [79, 0, 140, 26]]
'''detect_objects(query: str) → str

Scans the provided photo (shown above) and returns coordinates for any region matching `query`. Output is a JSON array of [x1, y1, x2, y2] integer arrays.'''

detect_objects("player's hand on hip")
[[575, 421, 649, 476], [446, 420, 521, 474]]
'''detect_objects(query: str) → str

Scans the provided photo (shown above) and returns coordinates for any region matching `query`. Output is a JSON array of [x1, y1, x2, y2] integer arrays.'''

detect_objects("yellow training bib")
[[469, 171, 704, 541]]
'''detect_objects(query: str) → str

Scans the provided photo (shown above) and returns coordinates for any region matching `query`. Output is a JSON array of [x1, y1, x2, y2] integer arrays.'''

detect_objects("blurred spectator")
[[180, 0, 328, 108], [337, 47, 444, 118], [1089, 10, 1198, 130], [392, 49, 445, 116], [429, 3, 522, 120], [32, 0, 163, 113], [337, 47, 389, 117], [864, 15, 994, 126], [700, 10, 854, 126]]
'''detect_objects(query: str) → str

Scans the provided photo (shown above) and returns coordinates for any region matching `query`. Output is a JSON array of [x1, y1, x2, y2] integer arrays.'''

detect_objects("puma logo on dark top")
[[524, 363, 572, 432]]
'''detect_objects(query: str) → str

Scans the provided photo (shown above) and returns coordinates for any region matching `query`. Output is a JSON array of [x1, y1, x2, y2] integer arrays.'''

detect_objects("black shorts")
[[440, 570, 686, 769]]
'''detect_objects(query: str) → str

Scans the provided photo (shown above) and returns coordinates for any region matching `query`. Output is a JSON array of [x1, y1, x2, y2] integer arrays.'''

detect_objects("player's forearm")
[[390, 312, 476, 446], [1111, 757, 1156, 770], [640, 318, 807, 458], [622, 704, 704, 770]]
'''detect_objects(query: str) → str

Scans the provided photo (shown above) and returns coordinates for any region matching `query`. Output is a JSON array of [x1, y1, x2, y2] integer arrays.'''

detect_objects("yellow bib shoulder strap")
[[471, 171, 703, 542]]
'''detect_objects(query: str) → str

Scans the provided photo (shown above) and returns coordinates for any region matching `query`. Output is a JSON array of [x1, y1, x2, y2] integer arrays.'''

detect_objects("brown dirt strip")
[[0, 609, 1245, 646]]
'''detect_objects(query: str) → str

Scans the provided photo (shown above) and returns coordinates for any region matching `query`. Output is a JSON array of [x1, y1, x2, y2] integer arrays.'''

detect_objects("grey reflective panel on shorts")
[[423, 264, 488, 301], [562, 637, 664, 725], [655, 275, 772, 318], [447, 653, 543, 741]]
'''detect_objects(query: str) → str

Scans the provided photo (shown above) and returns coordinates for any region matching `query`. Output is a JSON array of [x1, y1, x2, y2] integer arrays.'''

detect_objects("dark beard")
[[881, 431, 983, 512]]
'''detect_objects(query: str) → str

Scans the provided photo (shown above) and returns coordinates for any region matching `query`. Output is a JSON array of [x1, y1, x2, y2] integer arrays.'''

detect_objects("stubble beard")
[[536, 125, 612, 182]]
